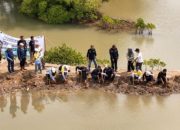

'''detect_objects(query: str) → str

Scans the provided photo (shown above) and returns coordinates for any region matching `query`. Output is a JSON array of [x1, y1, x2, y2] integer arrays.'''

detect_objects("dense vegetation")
[[44, 44, 110, 65], [14, 0, 102, 24]]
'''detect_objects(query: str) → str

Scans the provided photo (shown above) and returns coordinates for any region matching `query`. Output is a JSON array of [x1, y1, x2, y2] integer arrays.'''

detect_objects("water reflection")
[[0, 95, 7, 112], [9, 92, 18, 118]]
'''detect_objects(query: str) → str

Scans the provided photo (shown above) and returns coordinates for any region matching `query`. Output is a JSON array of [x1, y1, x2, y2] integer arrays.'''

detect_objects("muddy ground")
[[1, 60, 180, 96]]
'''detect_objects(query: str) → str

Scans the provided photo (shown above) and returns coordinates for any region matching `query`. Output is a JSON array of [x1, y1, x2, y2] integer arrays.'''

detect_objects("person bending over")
[[143, 70, 154, 83], [76, 66, 89, 83], [58, 65, 70, 82], [46, 67, 57, 84], [157, 69, 167, 86], [103, 65, 115, 82], [130, 68, 143, 85], [91, 66, 102, 83]]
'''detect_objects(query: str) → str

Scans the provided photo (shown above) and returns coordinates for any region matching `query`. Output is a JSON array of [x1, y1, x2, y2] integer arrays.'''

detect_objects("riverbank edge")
[[1, 62, 180, 96]]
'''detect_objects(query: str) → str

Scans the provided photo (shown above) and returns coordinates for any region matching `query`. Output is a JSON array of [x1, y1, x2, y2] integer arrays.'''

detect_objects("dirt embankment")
[[1, 61, 180, 96]]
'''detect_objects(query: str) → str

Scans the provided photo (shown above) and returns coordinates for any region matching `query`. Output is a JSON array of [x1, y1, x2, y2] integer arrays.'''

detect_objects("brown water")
[[1, 0, 180, 69], [1, 90, 180, 130]]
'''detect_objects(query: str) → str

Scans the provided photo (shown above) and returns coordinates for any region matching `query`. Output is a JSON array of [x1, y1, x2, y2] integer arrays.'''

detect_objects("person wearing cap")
[[35, 43, 45, 69], [34, 48, 42, 74], [109, 45, 119, 72], [5, 45, 14, 73], [143, 70, 154, 83], [29, 36, 35, 64], [17, 36, 27, 55], [134, 48, 143, 71], [46, 67, 57, 84], [87, 45, 97, 71], [58, 64, 70, 82], [17, 43, 27, 71]]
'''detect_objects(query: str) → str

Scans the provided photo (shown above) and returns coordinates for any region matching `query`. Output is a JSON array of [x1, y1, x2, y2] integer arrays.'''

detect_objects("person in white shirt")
[[134, 48, 143, 70]]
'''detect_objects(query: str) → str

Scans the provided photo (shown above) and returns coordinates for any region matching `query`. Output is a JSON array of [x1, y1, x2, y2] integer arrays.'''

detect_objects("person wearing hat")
[[29, 36, 35, 64], [5, 45, 14, 73], [34, 48, 42, 74], [143, 70, 154, 83], [17, 36, 27, 56], [91, 65, 102, 83], [46, 67, 57, 84], [109, 45, 119, 72], [17, 43, 27, 71], [134, 48, 143, 71]]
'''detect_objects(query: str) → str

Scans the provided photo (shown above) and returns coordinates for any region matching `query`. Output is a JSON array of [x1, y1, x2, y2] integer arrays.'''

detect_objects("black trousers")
[[7, 60, 14, 73], [111, 58, 118, 71], [128, 61, 134, 72], [136, 62, 143, 70], [20, 58, 26, 68]]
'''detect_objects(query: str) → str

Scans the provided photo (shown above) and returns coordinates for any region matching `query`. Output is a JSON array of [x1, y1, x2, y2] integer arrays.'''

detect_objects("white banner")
[[0, 31, 45, 57]]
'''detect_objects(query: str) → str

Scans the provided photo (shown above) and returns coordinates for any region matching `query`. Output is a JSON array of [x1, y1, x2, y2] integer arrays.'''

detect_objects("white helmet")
[[7, 45, 12, 49], [51, 67, 56, 73], [35, 48, 39, 52]]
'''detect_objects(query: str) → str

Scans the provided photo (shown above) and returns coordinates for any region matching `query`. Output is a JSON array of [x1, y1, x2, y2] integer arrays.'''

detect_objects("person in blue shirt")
[[5, 45, 14, 73], [17, 43, 26, 71]]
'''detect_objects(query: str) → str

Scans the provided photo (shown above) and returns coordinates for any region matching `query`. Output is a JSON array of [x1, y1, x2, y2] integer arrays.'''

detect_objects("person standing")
[[34, 48, 42, 74], [5, 45, 14, 73], [134, 48, 143, 70], [127, 48, 135, 72], [17, 43, 27, 71], [29, 36, 35, 64], [109, 45, 119, 72], [87, 45, 97, 71], [0, 41, 3, 62]]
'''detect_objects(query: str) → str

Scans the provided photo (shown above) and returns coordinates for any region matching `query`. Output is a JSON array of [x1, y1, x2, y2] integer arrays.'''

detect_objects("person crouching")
[[143, 70, 154, 83], [58, 65, 70, 83], [130, 68, 143, 85], [91, 65, 102, 83], [76, 66, 89, 83], [17, 43, 26, 71], [46, 67, 57, 85], [5, 45, 14, 73], [34, 48, 42, 74], [103, 65, 115, 82]]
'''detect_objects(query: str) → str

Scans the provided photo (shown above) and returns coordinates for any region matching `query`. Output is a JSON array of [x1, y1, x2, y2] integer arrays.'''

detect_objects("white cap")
[[35, 48, 40, 52], [51, 67, 56, 73], [7, 45, 12, 49]]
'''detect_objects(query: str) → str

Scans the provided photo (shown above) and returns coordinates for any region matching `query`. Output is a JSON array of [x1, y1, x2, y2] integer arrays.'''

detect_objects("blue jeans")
[[7, 60, 14, 73], [35, 63, 42, 73], [88, 59, 97, 71]]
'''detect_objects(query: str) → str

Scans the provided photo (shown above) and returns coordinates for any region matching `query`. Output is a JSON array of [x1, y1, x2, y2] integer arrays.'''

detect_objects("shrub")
[[144, 58, 166, 70], [44, 44, 85, 65]]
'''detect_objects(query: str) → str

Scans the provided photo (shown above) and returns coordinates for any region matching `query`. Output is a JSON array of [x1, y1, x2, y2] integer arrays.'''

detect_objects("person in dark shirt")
[[5, 45, 14, 73], [0, 41, 2, 62], [17, 36, 27, 57], [87, 45, 97, 71], [91, 66, 102, 83], [17, 43, 27, 71], [103, 66, 115, 82], [143, 71, 154, 83], [76, 66, 89, 83], [109, 45, 119, 72], [29, 36, 35, 64], [157, 69, 167, 85]]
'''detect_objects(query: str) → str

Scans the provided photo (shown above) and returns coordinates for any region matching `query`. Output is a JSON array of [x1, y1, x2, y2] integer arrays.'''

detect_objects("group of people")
[[5, 36, 44, 73], [2, 38, 168, 86]]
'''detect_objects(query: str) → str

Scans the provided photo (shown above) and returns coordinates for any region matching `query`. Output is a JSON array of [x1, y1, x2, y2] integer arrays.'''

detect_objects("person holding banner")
[[5, 45, 15, 73], [17, 43, 27, 71]]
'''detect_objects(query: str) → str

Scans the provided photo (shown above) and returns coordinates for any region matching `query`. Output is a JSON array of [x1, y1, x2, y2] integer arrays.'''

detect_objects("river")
[[0, 0, 180, 69], [1, 89, 180, 130]]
